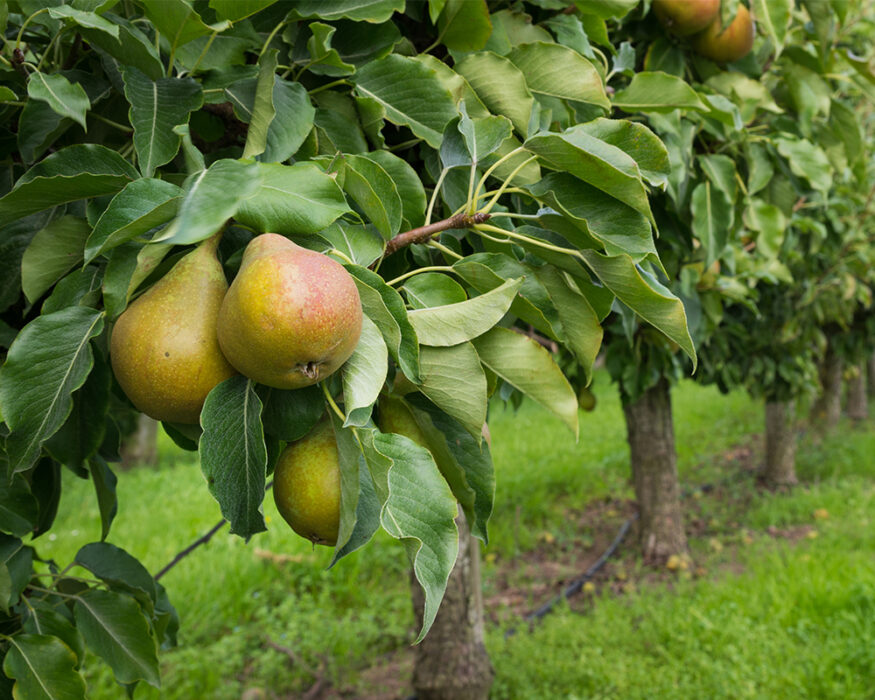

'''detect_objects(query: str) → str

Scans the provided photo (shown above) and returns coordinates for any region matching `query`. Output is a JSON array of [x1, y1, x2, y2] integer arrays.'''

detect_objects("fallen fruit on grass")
[[692, 4, 755, 63], [218, 233, 362, 389], [653, 0, 720, 36], [273, 418, 341, 546], [110, 234, 236, 424]]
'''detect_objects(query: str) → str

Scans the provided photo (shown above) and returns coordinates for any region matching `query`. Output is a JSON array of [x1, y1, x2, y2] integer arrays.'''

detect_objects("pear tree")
[[0, 1, 695, 697]]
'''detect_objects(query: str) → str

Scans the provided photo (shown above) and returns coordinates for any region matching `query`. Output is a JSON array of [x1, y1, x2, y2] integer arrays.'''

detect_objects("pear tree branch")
[[382, 211, 491, 257]]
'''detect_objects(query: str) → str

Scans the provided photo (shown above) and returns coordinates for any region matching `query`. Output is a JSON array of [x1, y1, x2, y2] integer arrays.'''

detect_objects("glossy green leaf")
[[157, 159, 261, 245], [74, 589, 160, 686], [0, 477, 38, 538], [691, 181, 732, 266], [403, 273, 467, 309], [79, 17, 164, 80], [27, 72, 90, 130], [288, 0, 403, 22], [88, 456, 118, 541], [0, 307, 104, 473], [3, 634, 86, 700], [364, 150, 427, 229], [418, 343, 487, 439], [575, 118, 670, 189], [209, 0, 277, 21], [508, 42, 609, 109], [437, 0, 492, 52], [123, 67, 203, 177], [318, 223, 384, 267], [341, 154, 402, 239], [306, 22, 356, 76], [85, 178, 182, 263], [236, 162, 348, 235], [408, 278, 522, 346], [612, 71, 707, 113], [21, 600, 85, 668], [472, 327, 578, 436], [353, 54, 458, 149], [48, 5, 119, 36], [259, 384, 324, 443], [21, 216, 91, 304], [342, 316, 388, 427], [74, 542, 157, 604], [140, 0, 226, 48], [242, 49, 278, 160], [366, 431, 458, 642], [0, 144, 138, 222], [455, 52, 534, 137], [199, 376, 267, 538]]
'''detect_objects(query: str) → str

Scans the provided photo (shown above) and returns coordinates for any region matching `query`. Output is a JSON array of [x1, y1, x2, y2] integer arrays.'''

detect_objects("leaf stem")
[[186, 29, 219, 76], [328, 248, 356, 266], [308, 78, 350, 96], [427, 240, 464, 260], [425, 167, 449, 226], [387, 265, 455, 287], [89, 111, 134, 133], [259, 18, 287, 59], [16, 8, 49, 50], [474, 223, 583, 259], [471, 146, 525, 210], [321, 382, 347, 422], [35, 28, 63, 71], [480, 155, 538, 215]]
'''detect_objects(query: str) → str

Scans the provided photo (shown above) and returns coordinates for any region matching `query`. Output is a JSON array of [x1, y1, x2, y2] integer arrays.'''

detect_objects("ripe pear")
[[272, 418, 341, 546], [110, 235, 236, 424], [653, 0, 720, 37], [217, 234, 363, 390], [692, 4, 755, 63]]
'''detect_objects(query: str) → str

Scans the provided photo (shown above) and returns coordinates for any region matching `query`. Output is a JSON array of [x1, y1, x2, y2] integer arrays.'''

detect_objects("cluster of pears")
[[653, 0, 755, 63], [111, 232, 362, 424]]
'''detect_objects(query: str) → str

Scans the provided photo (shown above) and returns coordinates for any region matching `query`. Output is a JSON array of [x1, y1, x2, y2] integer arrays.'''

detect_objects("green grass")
[[34, 377, 875, 698]]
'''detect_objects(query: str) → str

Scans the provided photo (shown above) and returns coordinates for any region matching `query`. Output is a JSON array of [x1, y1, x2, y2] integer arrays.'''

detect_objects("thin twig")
[[382, 211, 490, 257], [154, 519, 227, 581]]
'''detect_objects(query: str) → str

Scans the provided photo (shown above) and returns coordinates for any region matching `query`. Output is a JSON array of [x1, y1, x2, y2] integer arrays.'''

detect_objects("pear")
[[378, 395, 430, 448], [110, 234, 237, 424], [217, 234, 363, 390], [578, 386, 597, 412], [692, 4, 755, 63], [652, 0, 720, 37], [272, 418, 341, 546]]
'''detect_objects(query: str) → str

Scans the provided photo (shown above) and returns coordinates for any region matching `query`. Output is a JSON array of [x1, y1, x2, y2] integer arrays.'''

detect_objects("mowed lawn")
[[36, 375, 875, 699]]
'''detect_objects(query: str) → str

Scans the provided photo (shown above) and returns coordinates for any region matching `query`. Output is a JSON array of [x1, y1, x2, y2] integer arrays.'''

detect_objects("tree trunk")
[[623, 378, 687, 563], [811, 347, 842, 431], [868, 353, 875, 398], [119, 414, 159, 469], [846, 365, 868, 421], [763, 400, 798, 485], [411, 513, 492, 700]]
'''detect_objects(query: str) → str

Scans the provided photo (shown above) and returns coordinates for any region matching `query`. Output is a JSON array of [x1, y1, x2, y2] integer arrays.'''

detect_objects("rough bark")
[[810, 347, 842, 431], [868, 353, 875, 398], [846, 365, 868, 421], [411, 513, 492, 700], [119, 414, 158, 469], [623, 378, 687, 562], [763, 400, 798, 486]]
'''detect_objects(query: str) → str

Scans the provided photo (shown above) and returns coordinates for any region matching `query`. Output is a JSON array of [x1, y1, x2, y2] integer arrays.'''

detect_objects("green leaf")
[[123, 68, 203, 177], [288, 0, 403, 22], [403, 273, 467, 309], [0, 144, 138, 223], [774, 137, 832, 193], [84, 179, 182, 264], [508, 42, 609, 110], [744, 199, 786, 259], [21, 216, 91, 304], [575, 0, 639, 19], [199, 376, 267, 538], [242, 49, 278, 160], [455, 52, 534, 137], [209, 0, 277, 22], [575, 118, 670, 189], [88, 456, 118, 541], [472, 327, 578, 436], [259, 385, 324, 443], [418, 343, 487, 439], [525, 129, 654, 224], [330, 437, 381, 563], [342, 316, 388, 427], [27, 72, 90, 130], [0, 477, 39, 538], [0, 308, 104, 474], [363, 150, 427, 229], [157, 159, 261, 245], [580, 251, 697, 366], [140, 0, 226, 48], [318, 223, 384, 267], [487, 9, 553, 54], [527, 173, 655, 260], [328, 415, 365, 558], [340, 154, 402, 240], [306, 22, 355, 76], [3, 634, 86, 700], [454, 106, 513, 166], [353, 54, 459, 149], [367, 432, 458, 641], [0, 537, 33, 611], [79, 16, 165, 81], [74, 589, 160, 686], [752, 0, 791, 56], [21, 600, 85, 668], [698, 153, 738, 204], [347, 266, 421, 383], [74, 542, 157, 604], [47, 6, 119, 37], [408, 278, 522, 346], [691, 181, 732, 266], [437, 0, 492, 52], [612, 71, 708, 113], [536, 267, 603, 384], [236, 162, 348, 235]]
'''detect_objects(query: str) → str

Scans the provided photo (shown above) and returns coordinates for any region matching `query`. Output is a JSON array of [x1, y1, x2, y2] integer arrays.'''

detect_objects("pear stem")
[[382, 212, 491, 258]]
